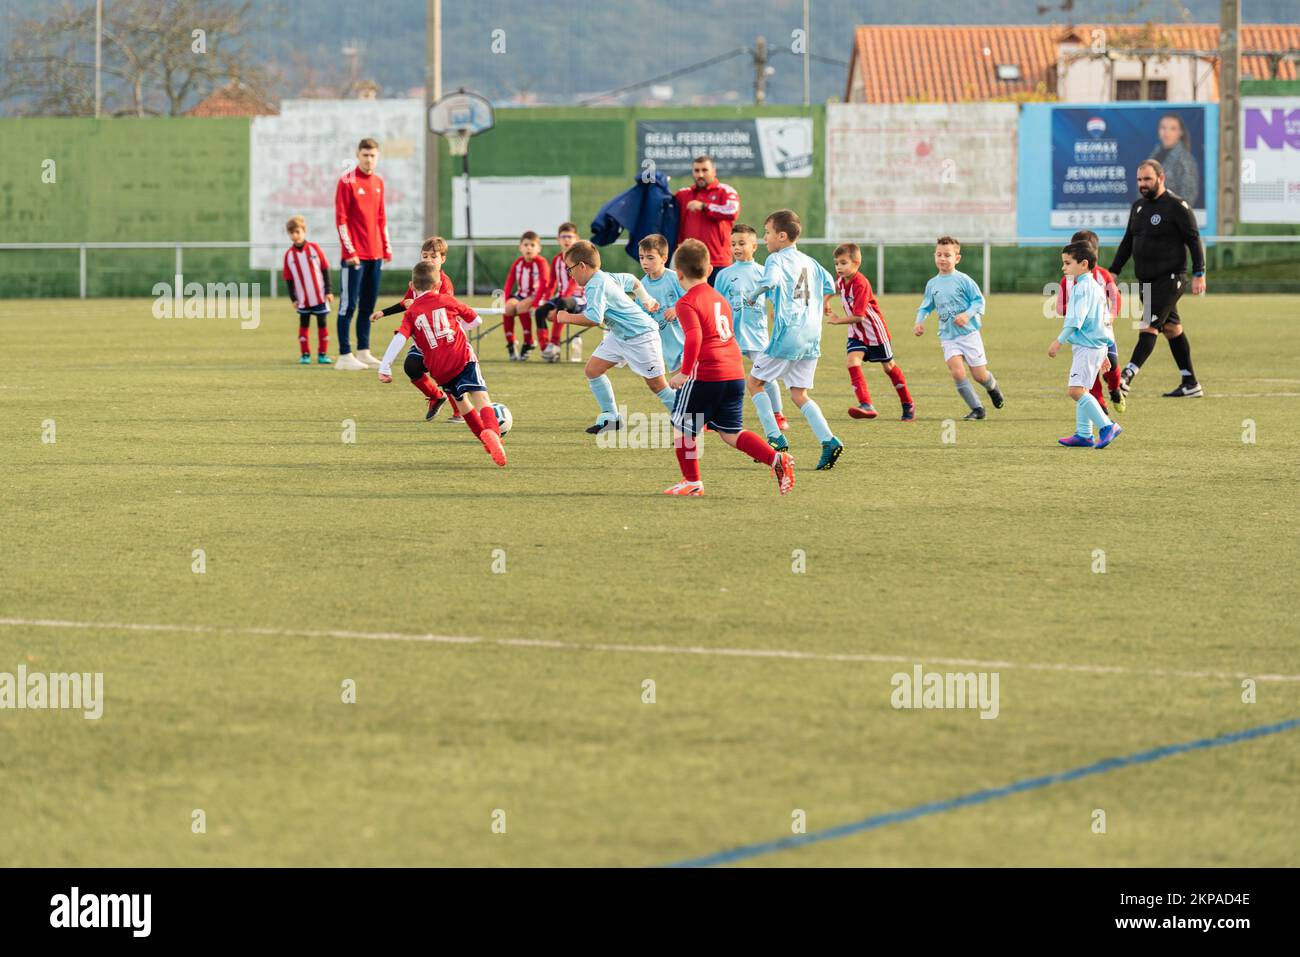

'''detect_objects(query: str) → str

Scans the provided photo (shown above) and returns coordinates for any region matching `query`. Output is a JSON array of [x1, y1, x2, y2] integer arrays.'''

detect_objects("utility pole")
[[1219, 0, 1241, 236], [424, 0, 442, 238], [753, 37, 768, 105], [802, 0, 811, 107]]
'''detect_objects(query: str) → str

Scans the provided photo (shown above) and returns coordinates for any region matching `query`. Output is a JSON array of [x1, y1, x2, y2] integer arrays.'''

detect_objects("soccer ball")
[[491, 403, 512, 437]]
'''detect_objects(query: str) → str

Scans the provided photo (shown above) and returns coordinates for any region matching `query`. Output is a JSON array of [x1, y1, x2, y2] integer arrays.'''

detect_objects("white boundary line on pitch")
[[2, 616, 1299, 683]]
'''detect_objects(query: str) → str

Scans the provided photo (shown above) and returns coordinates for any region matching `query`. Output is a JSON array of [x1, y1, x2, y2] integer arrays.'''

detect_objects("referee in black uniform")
[[1108, 159, 1207, 398]]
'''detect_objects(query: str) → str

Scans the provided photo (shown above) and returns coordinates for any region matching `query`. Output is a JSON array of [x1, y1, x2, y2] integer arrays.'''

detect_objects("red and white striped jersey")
[[503, 255, 552, 305], [551, 252, 579, 298], [283, 241, 330, 309], [837, 271, 890, 346]]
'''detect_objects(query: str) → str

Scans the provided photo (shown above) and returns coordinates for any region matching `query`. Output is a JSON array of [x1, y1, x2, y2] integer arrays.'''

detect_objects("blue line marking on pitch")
[[667, 716, 1300, 868]]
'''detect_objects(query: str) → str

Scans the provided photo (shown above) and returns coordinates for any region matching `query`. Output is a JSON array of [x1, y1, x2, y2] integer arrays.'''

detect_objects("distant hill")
[[2, 0, 1296, 113]]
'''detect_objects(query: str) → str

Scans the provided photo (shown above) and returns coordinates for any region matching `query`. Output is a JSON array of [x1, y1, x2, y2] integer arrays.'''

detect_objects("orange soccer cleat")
[[771, 452, 795, 495], [662, 481, 703, 496], [481, 429, 507, 467]]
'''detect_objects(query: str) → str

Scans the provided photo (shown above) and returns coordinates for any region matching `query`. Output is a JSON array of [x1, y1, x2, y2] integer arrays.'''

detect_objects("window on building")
[[1116, 78, 1168, 100]]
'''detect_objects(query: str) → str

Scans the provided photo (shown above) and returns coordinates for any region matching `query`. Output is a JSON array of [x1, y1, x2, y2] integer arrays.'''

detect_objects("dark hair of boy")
[[411, 261, 437, 291], [833, 242, 861, 262], [564, 241, 600, 269], [1062, 241, 1097, 270], [638, 234, 669, 256], [674, 239, 710, 280], [558, 222, 578, 234], [732, 223, 757, 238], [520, 231, 540, 243], [1070, 229, 1101, 253], [765, 209, 801, 241], [936, 235, 960, 249]]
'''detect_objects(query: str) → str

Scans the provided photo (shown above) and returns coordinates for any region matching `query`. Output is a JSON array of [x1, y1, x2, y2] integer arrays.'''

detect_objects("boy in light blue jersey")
[[913, 236, 1004, 420], [1051, 242, 1123, 449], [638, 234, 686, 373], [743, 209, 844, 470], [713, 224, 787, 432], [555, 241, 677, 435]]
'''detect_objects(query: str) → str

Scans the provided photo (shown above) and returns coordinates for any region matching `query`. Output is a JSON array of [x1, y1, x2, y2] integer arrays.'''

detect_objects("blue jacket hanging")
[[589, 171, 679, 265]]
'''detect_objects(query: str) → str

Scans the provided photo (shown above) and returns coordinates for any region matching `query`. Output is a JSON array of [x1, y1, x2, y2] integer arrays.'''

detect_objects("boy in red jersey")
[[282, 215, 334, 364], [502, 231, 553, 361], [535, 222, 584, 362], [376, 263, 506, 467], [827, 243, 915, 421], [370, 236, 456, 421], [664, 239, 795, 497], [1055, 229, 1125, 413]]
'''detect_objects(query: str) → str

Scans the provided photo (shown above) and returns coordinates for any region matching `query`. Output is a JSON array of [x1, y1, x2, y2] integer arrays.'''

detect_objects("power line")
[[577, 47, 750, 104]]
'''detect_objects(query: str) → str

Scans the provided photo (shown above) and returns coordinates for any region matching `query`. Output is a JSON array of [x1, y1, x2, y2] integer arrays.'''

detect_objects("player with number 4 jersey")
[[376, 263, 506, 466], [743, 209, 844, 470], [664, 239, 794, 496]]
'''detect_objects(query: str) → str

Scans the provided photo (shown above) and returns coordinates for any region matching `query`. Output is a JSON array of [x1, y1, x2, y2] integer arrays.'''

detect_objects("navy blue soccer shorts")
[[442, 360, 488, 399], [671, 377, 745, 437], [846, 337, 894, 362]]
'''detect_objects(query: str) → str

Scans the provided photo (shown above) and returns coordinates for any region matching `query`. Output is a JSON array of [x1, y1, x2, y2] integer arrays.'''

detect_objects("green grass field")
[[2, 293, 1298, 867]]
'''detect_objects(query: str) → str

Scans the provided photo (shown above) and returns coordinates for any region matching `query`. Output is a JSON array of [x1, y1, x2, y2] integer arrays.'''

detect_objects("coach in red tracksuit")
[[673, 155, 740, 287], [334, 137, 393, 369]]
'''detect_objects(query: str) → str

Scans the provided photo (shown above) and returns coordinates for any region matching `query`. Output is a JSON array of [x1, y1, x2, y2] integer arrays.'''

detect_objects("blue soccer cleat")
[[768, 433, 789, 452], [298, 354, 311, 365], [1095, 422, 1124, 449], [317, 354, 332, 364], [1058, 434, 1095, 448], [815, 437, 844, 470]]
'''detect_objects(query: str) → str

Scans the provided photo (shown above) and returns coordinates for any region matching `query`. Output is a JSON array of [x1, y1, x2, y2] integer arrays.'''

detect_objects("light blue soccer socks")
[[1075, 393, 1111, 437], [764, 379, 783, 414], [656, 386, 677, 413], [751, 390, 782, 439], [588, 374, 617, 424], [799, 399, 835, 444], [955, 378, 982, 412]]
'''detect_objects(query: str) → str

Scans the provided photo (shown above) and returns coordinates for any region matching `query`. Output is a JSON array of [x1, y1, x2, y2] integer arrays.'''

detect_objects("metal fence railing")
[[2, 236, 1299, 299]]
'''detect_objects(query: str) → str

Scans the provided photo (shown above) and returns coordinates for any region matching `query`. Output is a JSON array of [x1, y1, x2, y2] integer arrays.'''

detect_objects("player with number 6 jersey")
[[664, 239, 794, 497], [376, 263, 507, 466]]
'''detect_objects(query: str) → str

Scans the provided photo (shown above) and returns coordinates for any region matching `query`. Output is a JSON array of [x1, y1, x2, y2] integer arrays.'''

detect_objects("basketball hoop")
[[429, 88, 494, 152], [428, 89, 495, 278], [446, 129, 471, 157]]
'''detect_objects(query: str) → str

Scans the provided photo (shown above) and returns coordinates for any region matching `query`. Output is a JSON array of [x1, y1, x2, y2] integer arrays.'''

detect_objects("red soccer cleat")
[[774, 412, 790, 431], [481, 429, 507, 467], [771, 452, 795, 495]]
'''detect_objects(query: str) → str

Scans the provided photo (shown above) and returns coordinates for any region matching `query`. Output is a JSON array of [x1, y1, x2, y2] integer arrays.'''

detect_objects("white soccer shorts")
[[1068, 344, 1107, 388], [592, 330, 666, 379], [750, 353, 818, 390], [941, 330, 988, 367]]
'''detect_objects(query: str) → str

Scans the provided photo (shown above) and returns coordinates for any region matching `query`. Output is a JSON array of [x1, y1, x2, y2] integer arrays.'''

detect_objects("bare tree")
[[1, 0, 274, 116]]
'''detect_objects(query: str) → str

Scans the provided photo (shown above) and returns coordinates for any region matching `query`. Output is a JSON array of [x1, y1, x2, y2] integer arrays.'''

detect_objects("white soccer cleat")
[[354, 349, 382, 368], [334, 352, 368, 370]]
